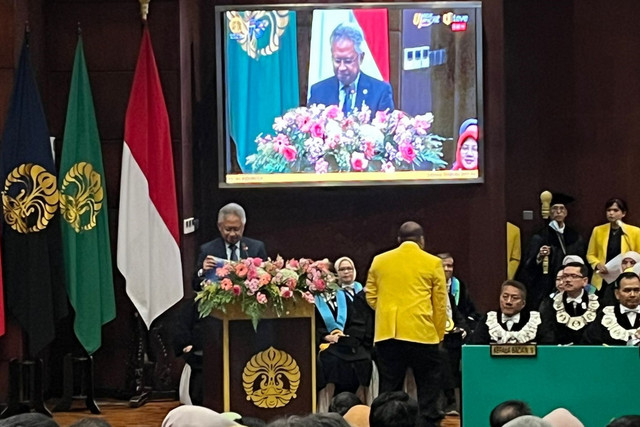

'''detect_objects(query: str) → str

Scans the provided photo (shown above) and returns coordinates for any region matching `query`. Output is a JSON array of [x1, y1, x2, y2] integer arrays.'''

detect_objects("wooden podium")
[[201, 301, 316, 420]]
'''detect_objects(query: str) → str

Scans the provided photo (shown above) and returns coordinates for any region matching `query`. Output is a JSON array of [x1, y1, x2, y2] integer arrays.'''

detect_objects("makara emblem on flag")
[[2, 163, 59, 233], [226, 10, 290, 59], [60, 161, 104, 233]]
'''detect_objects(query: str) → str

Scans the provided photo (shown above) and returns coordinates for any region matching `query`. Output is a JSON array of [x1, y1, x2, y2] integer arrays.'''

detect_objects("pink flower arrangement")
[[196, 256, 338, 328], [246, 105, 448, 173]]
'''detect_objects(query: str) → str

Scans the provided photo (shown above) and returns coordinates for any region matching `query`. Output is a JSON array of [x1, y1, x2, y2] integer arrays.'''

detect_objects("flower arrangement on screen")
[[246, 104, 448, 173], [196, 256, 337, 328]]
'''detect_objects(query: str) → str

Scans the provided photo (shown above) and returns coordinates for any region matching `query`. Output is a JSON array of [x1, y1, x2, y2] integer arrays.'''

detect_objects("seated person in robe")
[[581, 270, 640, 345], [539, 262, 600, 345], [315, 256, 374, 405], [468, 280, 553, 344]]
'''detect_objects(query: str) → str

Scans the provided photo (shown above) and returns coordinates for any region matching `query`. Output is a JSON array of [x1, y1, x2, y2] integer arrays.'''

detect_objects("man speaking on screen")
[[308, 22, 394, 114]]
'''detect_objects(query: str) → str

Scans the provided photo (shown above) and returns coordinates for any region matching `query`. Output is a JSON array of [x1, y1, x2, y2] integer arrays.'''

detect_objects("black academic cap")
[[551, 192, 574, 207]]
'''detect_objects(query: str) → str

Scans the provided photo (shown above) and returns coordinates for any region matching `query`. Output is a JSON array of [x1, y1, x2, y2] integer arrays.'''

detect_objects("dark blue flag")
[[0, 39, 67, 356]]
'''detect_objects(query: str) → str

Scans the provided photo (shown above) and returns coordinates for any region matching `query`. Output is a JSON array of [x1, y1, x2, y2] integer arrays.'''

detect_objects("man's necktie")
[[229, 244, 238, 261], [342, 85, 352, 115]]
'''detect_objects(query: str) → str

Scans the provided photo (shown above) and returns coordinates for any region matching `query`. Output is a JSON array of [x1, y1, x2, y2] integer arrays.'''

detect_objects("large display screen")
[[215, 2, 483, 187]]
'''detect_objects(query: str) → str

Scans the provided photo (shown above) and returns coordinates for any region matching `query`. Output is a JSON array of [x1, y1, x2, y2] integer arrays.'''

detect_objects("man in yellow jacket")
[[366, 221, 448, 427]]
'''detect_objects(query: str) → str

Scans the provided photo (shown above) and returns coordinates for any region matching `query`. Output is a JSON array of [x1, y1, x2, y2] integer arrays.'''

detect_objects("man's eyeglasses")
[[338, 267, 354, 272], [551, 206, 567, 212], [333, 57, 358, 66], [561, 274, 584, 280]]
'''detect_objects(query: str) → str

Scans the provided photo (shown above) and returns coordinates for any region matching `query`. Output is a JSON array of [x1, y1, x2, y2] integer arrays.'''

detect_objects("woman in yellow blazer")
[[587, 198, 640, 295]]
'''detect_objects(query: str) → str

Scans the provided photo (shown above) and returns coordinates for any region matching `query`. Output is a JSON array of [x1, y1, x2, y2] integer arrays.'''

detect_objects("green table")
[[462, 345, 640, 426]]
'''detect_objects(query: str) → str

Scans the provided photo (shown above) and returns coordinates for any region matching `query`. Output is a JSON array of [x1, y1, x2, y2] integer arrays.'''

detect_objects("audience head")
[[606, 415, 640, 427], [218, 203, 246, 245], [562, 262, 589, 296], [343, 405, 370, 427], [542, 408, 585, 427], [397, 222, 424, 248], [369, 391, 418, 427], [329, 392, 362, 416], [615, 271, 640, 309], [334, 257, 357, 286], [621, 251, 640, 271], [267, 414, 349, 427], [605, 198, 628, 224], [0, 413, 59, 427], [437, 253, 455, 281], [499, 281, 527, 316], [502, 416, 552, 427], [562, 255, 584, 266], [161, 406, 239, 427], [490, 400, 533, 427], [237, 418, 266, 427]]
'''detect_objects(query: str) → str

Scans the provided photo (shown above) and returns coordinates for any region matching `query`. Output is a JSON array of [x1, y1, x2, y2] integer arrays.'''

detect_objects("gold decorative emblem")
[[60, 162, 104, 233], [226, 10, 290, 59], [2, 163, 59, 233], [242, 346, 300, 408]]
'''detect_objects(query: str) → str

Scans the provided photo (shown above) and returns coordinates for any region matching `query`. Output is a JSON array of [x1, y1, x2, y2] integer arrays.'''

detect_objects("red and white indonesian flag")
[[308, 9, 390, 99], [117, 27, 183, 328]]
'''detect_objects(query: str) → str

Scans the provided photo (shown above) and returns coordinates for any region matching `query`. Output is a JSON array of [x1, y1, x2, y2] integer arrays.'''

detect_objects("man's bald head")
[[398, 221, 425, 247]]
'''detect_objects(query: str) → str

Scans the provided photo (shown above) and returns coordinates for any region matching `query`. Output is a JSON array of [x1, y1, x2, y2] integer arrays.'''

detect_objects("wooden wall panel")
[[0, 0, 506, 398]]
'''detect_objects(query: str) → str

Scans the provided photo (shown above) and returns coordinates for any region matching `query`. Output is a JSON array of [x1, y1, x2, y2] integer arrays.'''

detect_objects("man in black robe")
[[539, 262, 600, 344], [469, 280, 553, 344], [581, 271, 640, 345], [518, 193, 586, 310]]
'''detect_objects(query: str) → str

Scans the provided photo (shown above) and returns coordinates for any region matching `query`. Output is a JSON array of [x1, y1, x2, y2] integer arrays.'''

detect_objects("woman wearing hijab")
[[316, 257, 374, 410], [587, 198, 640, 304], [451, 119, 479, 171]]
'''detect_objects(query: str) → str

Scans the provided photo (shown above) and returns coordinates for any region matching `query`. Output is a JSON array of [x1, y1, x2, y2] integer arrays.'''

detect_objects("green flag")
[[59, 36, 115, 354], [225, 10, 300, 172]]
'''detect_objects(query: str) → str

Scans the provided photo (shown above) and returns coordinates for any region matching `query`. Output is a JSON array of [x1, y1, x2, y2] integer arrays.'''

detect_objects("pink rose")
[[350, 152, 369, 171], [280, 286, 293, 299], [287, 259, 299, 269], [287, 278, 297, 289], [324, 105, 340, 119], [247, 266, 259, 280], [399, 143, 416, 163], [274, 257, 285, 269], [256, 293, 268, 304], [252, 258, 263, 267], [282, 145, 297, 162], [374, 110, 388, 124], [232, 285, 242, 296], [309, 122, 325, 138], [313, 279, 326, 292]]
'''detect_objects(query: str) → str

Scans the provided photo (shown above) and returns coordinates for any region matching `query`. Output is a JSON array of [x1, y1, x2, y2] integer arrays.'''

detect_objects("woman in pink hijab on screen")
[[451, 118, 478, 171]]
